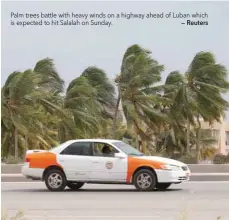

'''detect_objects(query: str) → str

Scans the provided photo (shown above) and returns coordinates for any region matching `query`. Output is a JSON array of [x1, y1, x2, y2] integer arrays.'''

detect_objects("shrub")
[[177, 154, 197, 164], [2, 155, 24, 164], [1, 210, 25, 220], [213, 154, 229, 164]]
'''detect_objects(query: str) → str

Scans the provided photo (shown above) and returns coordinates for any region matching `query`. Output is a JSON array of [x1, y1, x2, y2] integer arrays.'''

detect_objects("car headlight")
[[160, 164, 181, 171]]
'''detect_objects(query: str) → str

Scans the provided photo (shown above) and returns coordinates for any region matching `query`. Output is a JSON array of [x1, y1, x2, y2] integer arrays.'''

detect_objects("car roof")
[[50, 139, 123, 154], [67, 139, 122, 144]]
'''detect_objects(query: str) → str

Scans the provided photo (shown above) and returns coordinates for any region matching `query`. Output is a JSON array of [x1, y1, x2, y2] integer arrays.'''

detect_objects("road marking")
[[22, 216, 161, 218], [184, 181, 229, 183], [2, 181, 229, 184], [2, 174, 24, 177], [2, 182, 42, 184], [2, 173, 229, 177], [191, 173, 229, 176]]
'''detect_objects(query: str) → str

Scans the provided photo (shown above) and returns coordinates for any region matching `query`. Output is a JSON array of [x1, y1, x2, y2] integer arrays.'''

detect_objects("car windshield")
[[49, 141, 72, 152], [112, 141, 144, 156]]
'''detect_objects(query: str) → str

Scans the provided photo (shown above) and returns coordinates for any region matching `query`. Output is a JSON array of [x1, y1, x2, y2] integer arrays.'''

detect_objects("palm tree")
[[186, 52, 229, 162], [1, 58, 64, 158], [163, 71, 197, 154], [2, 70, 40, 157], [56, 66, 116, 141], [112, 44, 166, 148], [162, 52, 229, 161]]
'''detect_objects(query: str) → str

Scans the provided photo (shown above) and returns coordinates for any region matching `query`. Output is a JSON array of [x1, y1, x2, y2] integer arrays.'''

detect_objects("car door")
[[90, 142, 128, 182], [57, 141, 93, 181]]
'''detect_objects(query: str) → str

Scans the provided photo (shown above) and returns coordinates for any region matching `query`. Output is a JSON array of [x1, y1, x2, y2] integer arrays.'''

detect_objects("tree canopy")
[[2, 46, 229, 163]]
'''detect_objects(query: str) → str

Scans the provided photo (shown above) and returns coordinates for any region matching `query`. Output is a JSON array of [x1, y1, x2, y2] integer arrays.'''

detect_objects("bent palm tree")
[[113, 44, 166, 150], [1, 58, 64, 157], [58, 66, 116, 141], [163, 71, 197, 154], [186, 52, 229, 162]]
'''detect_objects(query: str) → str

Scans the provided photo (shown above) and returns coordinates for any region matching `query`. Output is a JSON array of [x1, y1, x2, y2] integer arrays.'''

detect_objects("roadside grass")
[[1, 210, 224, 220], [2, 156, 24, 164], [1, 210, 25, 220]]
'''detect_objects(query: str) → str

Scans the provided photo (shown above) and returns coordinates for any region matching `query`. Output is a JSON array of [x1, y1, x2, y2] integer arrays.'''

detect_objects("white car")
[[22, 139, 191, 191]]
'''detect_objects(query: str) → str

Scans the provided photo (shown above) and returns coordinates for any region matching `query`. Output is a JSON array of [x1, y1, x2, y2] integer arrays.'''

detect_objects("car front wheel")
[[67, 182, 85, 190], [133, 169, 157, 191], [44, 169, 67, 191]]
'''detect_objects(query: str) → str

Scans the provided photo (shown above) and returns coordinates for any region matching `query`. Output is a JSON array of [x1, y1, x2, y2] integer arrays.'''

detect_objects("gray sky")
[[1, 1, 229, 120]]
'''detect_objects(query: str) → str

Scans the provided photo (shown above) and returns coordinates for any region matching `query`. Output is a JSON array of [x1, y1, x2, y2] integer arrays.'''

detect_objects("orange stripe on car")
[[126, 157, 166, 183], [27, 152, 62, 169]]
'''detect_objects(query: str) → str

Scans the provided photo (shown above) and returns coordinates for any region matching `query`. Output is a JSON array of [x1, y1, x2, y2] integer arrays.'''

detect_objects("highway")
[[2, 182, 229, 220]]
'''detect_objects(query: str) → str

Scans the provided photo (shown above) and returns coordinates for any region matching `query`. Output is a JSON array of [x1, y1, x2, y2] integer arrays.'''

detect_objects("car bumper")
[[21, 163, 44, 180], [155, 168, 191, 183]]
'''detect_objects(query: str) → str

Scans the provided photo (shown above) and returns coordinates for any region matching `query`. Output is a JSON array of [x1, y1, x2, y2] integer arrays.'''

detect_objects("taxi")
[[22, 139, 191, 191]]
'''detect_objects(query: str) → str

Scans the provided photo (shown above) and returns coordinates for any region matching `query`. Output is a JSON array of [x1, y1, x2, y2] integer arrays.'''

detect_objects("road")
[[2, 164, 229, 182], [2, 182, 229, 220]]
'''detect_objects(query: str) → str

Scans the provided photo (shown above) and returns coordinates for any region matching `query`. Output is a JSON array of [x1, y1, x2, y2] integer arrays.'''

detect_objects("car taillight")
[[25, 157, 30, 163]]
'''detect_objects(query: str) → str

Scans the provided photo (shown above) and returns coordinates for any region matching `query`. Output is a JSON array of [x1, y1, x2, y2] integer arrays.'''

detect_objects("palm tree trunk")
[[136, 134, 141, 151], [196, 128, 201, 163], [112, 92, 121, 138], [14, 127, 18, 158], [135, 136, 139, 149], [196, 116, 201, 163], [186, 118, 190, 154], [24, 135, 28, 157]]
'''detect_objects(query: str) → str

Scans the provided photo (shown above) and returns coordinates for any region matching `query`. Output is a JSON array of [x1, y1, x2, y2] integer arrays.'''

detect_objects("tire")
[[155, 183, 171, 190], [44, 169, 67, 191], [67, 182, 85, 190], [133, 169, 157, 191]]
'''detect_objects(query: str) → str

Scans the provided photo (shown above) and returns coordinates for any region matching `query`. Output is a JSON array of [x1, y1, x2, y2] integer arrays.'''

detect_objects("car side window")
[[93, 142, 119, 157], [60, 142, 92, 156]]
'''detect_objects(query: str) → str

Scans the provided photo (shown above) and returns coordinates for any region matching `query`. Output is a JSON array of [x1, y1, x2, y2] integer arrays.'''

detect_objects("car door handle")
[[92, 161, 99, 163]]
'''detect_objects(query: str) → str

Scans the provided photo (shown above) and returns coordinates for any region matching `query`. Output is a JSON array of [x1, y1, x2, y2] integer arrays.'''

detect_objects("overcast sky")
[[1, 1, 229, 120]]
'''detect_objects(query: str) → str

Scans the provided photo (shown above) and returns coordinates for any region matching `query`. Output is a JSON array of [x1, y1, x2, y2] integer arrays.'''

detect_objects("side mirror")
[[114, 152, 126, 159]]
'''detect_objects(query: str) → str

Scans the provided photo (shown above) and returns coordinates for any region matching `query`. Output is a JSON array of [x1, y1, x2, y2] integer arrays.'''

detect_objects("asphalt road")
[[2, 182, 229, 220]]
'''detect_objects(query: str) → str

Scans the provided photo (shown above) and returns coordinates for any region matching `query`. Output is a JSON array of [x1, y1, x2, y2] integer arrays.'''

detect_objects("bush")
[[1, 210, 25, 220], [213, 154, 229, 164], [2, 155, 24, 164], [176, 154, 197, 164]]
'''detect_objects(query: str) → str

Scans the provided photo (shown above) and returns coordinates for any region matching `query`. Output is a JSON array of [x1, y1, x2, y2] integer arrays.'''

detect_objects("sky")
[[1, 1, 229, 120]]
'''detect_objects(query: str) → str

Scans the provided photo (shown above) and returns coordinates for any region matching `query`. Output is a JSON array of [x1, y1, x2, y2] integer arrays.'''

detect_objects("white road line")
[[1, 174, 23, 177], [2, 181, 229, 184], [19, 216, 161, 218], [184, 181, 229, 183], [191, 173, 229, 176], [2, 173, 229, 177]]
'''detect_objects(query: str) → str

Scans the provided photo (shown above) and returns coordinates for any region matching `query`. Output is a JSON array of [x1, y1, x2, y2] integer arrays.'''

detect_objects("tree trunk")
[[196, 116, 201, 164], [24, 135, 28, 157], [196, 128, 201, 163], [14, 128, 18, 158], [112, 92, 121, 139], [136, 134, 141, 151], [186, 118, 190, 154]]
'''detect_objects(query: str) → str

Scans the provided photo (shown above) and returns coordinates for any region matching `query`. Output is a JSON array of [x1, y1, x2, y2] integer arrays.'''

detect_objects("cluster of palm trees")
[[2, 44, 229, 163]]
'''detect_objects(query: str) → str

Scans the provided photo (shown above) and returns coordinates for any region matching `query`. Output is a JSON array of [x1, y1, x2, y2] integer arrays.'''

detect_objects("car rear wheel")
[[155, 183, 171, 190], [67, 182, 84, 190], [44, 169, 67, 191], [133, 169, 157, 191]]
